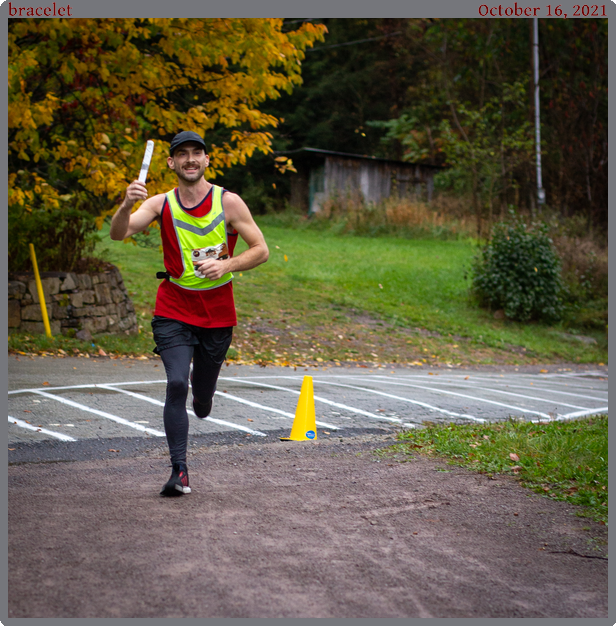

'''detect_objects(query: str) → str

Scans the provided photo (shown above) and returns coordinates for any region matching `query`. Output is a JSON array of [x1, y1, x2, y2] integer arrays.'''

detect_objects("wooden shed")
[[285, 148, 441, 214]]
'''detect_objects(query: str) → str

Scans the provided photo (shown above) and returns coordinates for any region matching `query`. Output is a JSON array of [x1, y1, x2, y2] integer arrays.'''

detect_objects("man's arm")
[[195, 192, 269, 281], [109, 181, 164, 241]]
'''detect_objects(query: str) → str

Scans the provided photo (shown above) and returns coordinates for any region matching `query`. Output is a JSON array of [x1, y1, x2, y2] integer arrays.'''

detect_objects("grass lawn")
[[385, 415, 608, 525], [9, 218, 607, 366]]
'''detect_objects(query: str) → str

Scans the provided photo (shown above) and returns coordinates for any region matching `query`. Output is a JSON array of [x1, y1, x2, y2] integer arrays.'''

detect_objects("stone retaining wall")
[[8, 265, 138, 338]]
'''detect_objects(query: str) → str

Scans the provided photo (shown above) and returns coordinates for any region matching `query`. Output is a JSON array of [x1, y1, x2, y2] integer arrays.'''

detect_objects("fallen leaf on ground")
[[509, 452, 520, 462]]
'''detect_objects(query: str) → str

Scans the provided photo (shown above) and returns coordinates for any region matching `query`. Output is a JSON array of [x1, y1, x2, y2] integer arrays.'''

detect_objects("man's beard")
[[175, 162, 206, 183]]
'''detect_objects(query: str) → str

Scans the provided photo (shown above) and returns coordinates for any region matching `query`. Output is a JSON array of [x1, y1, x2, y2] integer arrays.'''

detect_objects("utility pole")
[[533, 17, 545, 205]]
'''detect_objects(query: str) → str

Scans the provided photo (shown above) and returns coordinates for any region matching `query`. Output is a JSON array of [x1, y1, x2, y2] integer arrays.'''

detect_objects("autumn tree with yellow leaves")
[[8, 18, 325, 271]]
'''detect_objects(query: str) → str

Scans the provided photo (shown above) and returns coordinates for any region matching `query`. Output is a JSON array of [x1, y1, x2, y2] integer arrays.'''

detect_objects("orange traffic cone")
[[280, 376, 317, 441]]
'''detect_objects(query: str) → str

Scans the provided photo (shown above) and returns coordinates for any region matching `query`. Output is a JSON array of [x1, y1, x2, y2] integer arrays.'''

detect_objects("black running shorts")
[[151, 315, 233, 363]]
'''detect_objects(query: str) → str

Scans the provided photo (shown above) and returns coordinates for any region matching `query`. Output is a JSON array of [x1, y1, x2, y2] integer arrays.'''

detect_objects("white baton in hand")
[[138, 140, 155, 184]]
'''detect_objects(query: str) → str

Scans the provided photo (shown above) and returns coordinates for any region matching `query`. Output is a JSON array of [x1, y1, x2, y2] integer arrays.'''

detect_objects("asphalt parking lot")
[[8, 356, 608, 456]]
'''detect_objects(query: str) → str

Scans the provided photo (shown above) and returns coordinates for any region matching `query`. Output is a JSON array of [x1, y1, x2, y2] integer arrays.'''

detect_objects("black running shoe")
[[160, 463, 191, 496], [190, 370, 213, 418]]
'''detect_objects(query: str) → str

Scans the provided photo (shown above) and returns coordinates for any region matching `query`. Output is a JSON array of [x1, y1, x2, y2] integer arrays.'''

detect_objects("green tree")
[[437, 82, 534, 235], [372, 18, 607, 231]]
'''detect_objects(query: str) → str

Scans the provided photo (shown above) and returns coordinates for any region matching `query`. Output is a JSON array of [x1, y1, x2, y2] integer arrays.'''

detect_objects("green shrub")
[[471, 217, 565, 322], [9, 202, 100, 273]]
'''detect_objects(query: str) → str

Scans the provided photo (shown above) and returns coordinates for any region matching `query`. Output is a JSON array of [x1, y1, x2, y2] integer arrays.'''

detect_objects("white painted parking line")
[[222, 377, 418, 427], [213, 390, 340, 430], [225, 375, 482, 422], [429, 375, 608, 401], [307, 379, 486, 422], [25, 389, 166, 437], [8, 370, 607, 445], [204, 415, 267, 436], [555, 407, 609, 420], [8, 380, 169, 394], [371, 376, 593, 411], [540, 371, 607, 379], [8, 415, 77, 442], [490, 376, 607, 391], [439, 378, 608, 402], [8, 379, 338, 435], [332, 376, 553, 419], [98, 385, 268, 437]]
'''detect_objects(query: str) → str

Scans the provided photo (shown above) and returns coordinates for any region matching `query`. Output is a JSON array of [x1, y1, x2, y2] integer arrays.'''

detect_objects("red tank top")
[[153, 187, 238, 328]]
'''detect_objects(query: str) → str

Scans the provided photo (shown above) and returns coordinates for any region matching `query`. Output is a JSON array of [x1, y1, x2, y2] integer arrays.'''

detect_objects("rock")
[[75, 329, 93, 342], [94, 283, 113, 305], [21, 320, 61, 335], [111, 288, 125, 304], [8, 263, 137, 337], [76, 274, 92, 290], [70, 292, 84, 308], [82, 290, 96, 304], [28, 277, 60, 303], [60, 273, 77, 291], [21, 304, 44, 321], [8, 300, 21, 328], [51, 303, 70, 320], [8, 281, 26, 298]]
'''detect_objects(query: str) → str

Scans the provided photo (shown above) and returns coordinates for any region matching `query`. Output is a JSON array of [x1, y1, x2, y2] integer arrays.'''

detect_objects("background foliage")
[[8, 17, 325, 271], [225, 18, 607, 237], [471, 217, 565, 323]]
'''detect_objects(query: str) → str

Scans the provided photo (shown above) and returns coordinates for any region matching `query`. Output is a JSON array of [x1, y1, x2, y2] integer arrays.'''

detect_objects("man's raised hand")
[[123, 180, 149, 208]]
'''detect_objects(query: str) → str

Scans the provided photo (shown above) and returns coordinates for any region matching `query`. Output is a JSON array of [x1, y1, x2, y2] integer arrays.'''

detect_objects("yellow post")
[[28, 243, 52, 338]]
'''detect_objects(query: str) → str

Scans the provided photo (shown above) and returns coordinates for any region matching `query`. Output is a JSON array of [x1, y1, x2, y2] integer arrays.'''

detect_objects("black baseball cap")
[[169, 131, 207, 156]]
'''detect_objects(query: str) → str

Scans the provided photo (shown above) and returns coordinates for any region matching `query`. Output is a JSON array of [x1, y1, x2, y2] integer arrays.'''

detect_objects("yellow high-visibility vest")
[[166, 185, 233, 291]]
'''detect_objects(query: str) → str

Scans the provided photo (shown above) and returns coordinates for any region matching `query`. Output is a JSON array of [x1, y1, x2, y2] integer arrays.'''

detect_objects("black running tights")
[[159, 344, 223, 465]]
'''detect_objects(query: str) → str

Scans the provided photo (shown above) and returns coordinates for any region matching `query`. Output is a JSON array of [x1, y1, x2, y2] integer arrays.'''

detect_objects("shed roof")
[[276, 147, 443, 169]]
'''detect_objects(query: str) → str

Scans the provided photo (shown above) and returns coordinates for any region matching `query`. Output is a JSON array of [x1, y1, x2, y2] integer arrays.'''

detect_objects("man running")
[[110, 131, 269, 496]]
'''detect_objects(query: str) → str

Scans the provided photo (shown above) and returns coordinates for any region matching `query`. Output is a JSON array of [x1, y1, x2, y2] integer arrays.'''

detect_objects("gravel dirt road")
[[8, 432, 608, 619]]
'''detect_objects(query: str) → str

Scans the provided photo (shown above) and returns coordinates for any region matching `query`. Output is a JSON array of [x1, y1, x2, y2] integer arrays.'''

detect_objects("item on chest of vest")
[[191, 243, 230, 278]]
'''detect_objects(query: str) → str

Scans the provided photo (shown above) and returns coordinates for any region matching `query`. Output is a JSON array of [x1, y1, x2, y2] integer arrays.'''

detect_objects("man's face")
[[167, 143, 209, 183]]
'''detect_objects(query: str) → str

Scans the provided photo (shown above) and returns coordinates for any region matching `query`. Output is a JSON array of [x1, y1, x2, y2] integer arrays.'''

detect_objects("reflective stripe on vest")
[[166, 185, 233, 291]]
